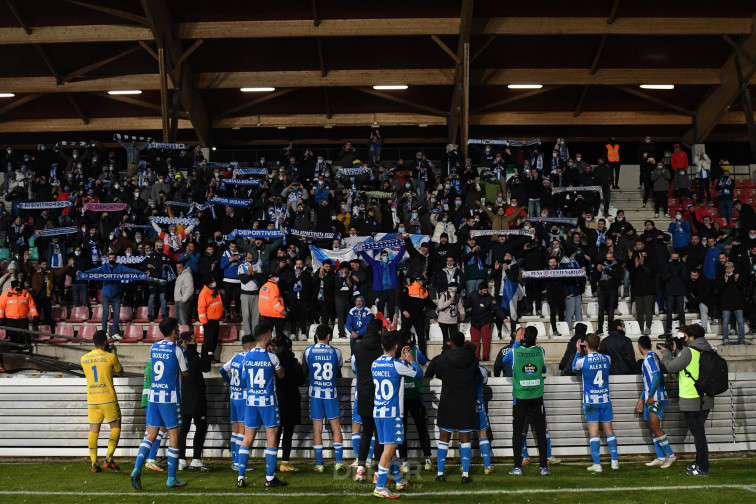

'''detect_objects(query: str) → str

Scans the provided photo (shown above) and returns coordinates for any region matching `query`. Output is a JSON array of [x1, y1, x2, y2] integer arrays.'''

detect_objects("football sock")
[[589, 436, 601, 465], [367, 436, 375, 460], [132, 438, 152, 475], [479, 438, 491, 467], [265, 446, 277, 479], [437, 441, 449, 475], [652, 436, 664, 459], [147, 430, 164, 461], [545, 429, 552, 458], [334, 443, 343, 464], [88, 431, 98, 465], [351, 433, 361, 459], [657, 435, 674, 457], [238, 446, 250, 478], [390, 456, 402, 481], [521, 432, 529, 459], [376, 465, 389, 489], [607, 435, 618, 461], [314, 445, 323, 466], [460, 442, 472, 477], [167, 448, 179, 479], [106, 427, 120, 460]]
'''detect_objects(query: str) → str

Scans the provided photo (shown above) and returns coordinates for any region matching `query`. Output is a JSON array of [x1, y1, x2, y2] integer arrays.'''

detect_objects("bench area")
[[1, 373, 755, 460]]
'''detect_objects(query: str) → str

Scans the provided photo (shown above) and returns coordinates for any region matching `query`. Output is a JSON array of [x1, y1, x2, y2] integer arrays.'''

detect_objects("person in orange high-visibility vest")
[[197, 277, 223, 363], [0, 280, 39, 353], [259, 271, 285, 339], [604, 138, 621, 189]]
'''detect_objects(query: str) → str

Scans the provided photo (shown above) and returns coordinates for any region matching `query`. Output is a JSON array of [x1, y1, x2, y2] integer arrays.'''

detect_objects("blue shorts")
[[244, 405, 280, 429], [146, 402, 182, 430], [584, 402, 613, 423], [439, 427, 475, 434], [352, 401, 362, 425], [375, 417, 404, 445], [644, 399, 668, 421], [310, 397, 341, 421], [230, 398, 246, 424], [476, 408, 490, 431]]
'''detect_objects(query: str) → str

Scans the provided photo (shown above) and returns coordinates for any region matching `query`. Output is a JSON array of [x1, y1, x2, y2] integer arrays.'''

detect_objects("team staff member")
[[81, 330, 123, 473], [0, 280, 38, 353], [130, 317, 190, 490], [197, 277, 223, 363], [177, 331, 211, 472], [501, 327, 551, 476], [661, 324, 713, 476], [259, 271, 286, 339], [397, 331, 432, 473]]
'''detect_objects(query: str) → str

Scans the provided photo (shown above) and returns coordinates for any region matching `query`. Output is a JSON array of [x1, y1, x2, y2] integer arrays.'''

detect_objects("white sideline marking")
[[1, 484, 755, 497]]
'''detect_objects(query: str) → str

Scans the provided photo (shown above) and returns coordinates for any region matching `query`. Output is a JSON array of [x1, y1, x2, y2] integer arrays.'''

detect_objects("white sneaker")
[[547, 456, 561, 464], [661, 455, 677, 469], [373, 487, 398, 499], [646, 458, 664, 467], [178, 459, 188, 471], [587, 464, 602, 473], [611, 460, 619, 470], [354, 467, 365, 482], [654, 213, 659, 218], [190, 458, 210, 472], [349, 459, 359, 468], [111, 333, 122, 341]]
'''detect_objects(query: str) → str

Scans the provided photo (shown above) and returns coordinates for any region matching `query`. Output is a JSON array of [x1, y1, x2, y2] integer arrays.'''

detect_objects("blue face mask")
[[398, 228, 405, 234], [381, 256, 389, 263]]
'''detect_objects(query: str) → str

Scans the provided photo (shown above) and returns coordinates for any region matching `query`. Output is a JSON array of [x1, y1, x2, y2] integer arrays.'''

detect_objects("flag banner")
[[522, 268, 587, 279], [310, 245, 357, 271], [150, 216, 199, 226], [220, 178, 262, 188], [33, 226, 78, 237], [338, 167, 371, 176], [55, 140, 88, 147], [284, 227, 339, 240], [204, 161, 239, 169], [146, 142, 188, 150], [113, 133, 153, 142], [18, 201, 72, 210], [210, 196, 252, 208], [551, 185, 604, 198], [78, 272, 149, 281], [501, 278, 525, 321], [234, 168, 268, 176], [524, 216, 578, 225], [84, 203, 129, 212], [467, 138, 541, 147], [354, 238, 404, 252], [228, 229, 283, 240], [363, 190, 395, 199], [470, 228, 535, 238], [116, 255, 146, 264]]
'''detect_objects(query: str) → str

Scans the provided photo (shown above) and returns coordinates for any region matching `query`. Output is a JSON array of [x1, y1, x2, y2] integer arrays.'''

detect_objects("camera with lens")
[[658, 335, 685, 352]]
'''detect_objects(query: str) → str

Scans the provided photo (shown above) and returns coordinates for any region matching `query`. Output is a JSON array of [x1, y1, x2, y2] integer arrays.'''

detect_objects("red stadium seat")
[[78, 325, 97, 342], [735, 179, 743, 188], [32, 325, 51, 343], [220, 325, 238, 343], [0, 329, 6, 340], [739, 188, 754, 199], [133, 306, 150, 323], [144, 325, 163, 343], [194, 324, 204, 344], [51, 325, 74, 344], [120, 324, 144, 343], [734, 189, 742, 199], [119, 306, 133, 323], [66, 306, 88, 323], [743, 179, 756, 189], [51, 306, 66, 322], [89, 306, 104, 323]]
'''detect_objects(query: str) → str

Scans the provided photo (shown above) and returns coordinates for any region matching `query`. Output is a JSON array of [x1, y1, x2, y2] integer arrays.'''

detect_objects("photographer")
[[659, 324, 712, 476]]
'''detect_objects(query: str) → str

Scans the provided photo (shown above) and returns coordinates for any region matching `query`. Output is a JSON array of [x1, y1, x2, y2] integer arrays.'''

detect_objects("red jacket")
[[670, 144, 689, 171]]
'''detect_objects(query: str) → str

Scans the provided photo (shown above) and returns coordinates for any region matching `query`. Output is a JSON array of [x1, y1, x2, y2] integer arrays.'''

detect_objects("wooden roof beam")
[[614, 85, 694, 116], [0, 93, 41, 116], [95, 91, 189, 118], [33, 44, 63, 85], [6, 0, 31, 35], [65, 93, 89, 125], [62, 45, 141, 83], [63, 0, 148, 26], [448, 0, 474, 145], [351, 87, 447, 116], [214, 88, 297, 119], [430, 35, 459, 64], [471, 86, 561, 114], [684, 11, 756, 143]]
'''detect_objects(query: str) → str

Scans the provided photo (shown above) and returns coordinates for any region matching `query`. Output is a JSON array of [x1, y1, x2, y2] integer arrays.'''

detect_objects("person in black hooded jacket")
[[274, 334, 307, 470], [598, 320, 638, 375], [558, 323, 588, 376], [425, 331, 479, 484], [177, 330, 211, 471]]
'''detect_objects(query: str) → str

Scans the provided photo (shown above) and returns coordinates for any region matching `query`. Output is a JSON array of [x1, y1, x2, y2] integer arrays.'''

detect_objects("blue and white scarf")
[[118, 224, 151, 230], [19, 201, 72, 210], [234, 168, 268, 176], [227, 228, 283, 240], [150, 216, 199, 226], [147, 142, 188, 150], [470, 228, 535, 238], [55, 140, 88, 147], [210, 196, 252, 208], [78, 272, 149, 281], [165, 201, 192, 208], [116, 255, 146, 264], [522, 268, 586, 279], [338, 167, 371, 176], [113, 133, 153, 142], [524, 216, 578, 226], [220, 178, 261, 189], [354, 238, 404, 252], [468, 138, 541, 147], [33, 226, 78, 237], [284, 227, 339, 240], [551, 185, 603, 199], [204, 161, 238, 169]]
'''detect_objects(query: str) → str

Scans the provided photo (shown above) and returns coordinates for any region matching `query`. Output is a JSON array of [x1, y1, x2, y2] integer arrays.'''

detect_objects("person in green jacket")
[[397, 331, 432, 472]]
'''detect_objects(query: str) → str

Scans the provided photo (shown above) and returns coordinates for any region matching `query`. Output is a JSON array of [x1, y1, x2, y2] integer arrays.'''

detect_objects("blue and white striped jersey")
[[371, 355, 422, 418], [222, 351, 248, 401], [303, 343, 343, 399], [241, 347, 281, 407], [475, 364, 489, 413], [148, 340, 188, 404], [641, 351, 668, 402], [573, 352, 612, 404]]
